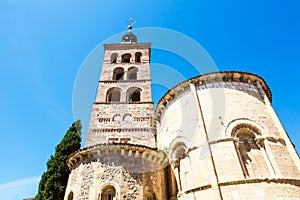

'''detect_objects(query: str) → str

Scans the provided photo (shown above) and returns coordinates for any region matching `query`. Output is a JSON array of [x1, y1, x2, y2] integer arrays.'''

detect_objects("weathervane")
[[127, 18, 136, 32]]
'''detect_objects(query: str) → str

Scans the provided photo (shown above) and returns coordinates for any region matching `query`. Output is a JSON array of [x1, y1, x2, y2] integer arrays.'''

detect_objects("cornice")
[[67, 143, 168, 170], [104, 43, 151, 50], [155, 71, 272, 122]]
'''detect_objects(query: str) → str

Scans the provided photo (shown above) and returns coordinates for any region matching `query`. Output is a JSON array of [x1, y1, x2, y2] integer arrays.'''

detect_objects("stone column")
[[190, 83, 223, 200], [264, 138, 283, 177], [168, 165, 178, 200], [234, 138, 248, 178], [124, 70, 128, 80], [255, 137, 276, 178]]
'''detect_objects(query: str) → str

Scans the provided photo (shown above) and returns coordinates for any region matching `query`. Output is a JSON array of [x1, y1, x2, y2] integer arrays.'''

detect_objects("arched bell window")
[[135, 52, 142, 62], [111, 53, 118, 63], [100, 185, 116, 200], [127, 87, 141, 102], [106, 87, 121, 102], [121, 53, 131, 63], [113, 67, 124, 80], [128, 67, 138, 80]]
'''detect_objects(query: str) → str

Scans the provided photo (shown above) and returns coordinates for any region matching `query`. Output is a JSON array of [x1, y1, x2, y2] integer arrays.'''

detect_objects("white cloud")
[[0, 176, 40, 200], [0, 176, 40, 190]]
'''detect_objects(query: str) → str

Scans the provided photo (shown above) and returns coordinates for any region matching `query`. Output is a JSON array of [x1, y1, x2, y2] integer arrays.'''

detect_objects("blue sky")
[[1, 0, 300, 199]]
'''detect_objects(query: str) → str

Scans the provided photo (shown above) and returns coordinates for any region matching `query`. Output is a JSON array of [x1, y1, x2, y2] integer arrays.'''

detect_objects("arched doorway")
[[100, 185, 116, 200]]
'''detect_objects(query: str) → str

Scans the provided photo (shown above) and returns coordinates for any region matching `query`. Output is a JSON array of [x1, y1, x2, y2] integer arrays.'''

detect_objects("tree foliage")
[[35, 120, 82, 200]]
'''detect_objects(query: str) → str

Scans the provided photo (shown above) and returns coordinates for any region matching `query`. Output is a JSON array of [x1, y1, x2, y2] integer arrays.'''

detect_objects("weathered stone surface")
[[64, 148, 167, 200], [64, 32, 300, 199], [65, 37, 167, 200], [156, 73, 300, 199]]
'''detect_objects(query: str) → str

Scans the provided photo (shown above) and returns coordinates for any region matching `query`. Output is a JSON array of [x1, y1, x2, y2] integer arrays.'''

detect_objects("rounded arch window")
[[100, 185, 116, 200], [68, 191, 73, 200], [128, 67, 138, 80], [171, 142, 187, 160], [121, 53, 131, 63], [111, 53, 118, 64], [144, 190, 156, 200], [232, 124, 269, 178], [113, 67, 124, 80], [135, 52, 142, 62], [127, 87, 141, 102], [106, 87, 121, 102]]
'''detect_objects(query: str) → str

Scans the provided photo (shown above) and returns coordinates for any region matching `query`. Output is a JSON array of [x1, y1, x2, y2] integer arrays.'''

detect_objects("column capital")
[[255, 136, 266, 148]]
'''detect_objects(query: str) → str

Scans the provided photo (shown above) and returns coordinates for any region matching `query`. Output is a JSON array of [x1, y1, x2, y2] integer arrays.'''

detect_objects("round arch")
[[226, 118, 272, 178], [135, 52, 142, 62], [113, 67, 124, 80], [68, 191, 74, 200], [121, 53, 131, 63], [128, 66, 138, 80], [112, 114, 121, 122], [97, 182, 120, 200], [106, 87, 122, 102], [143, 186, 156, 200], [110, 53, 118, 64], [127, 87, 142, 102], [144, 190, 156, 200], [225, 118, 267, 138], [168, 136, 190, 161], [123, 113, 133, 122]]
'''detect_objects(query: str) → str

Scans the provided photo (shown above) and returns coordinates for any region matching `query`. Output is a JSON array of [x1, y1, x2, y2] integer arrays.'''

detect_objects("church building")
[[64, 24, 300, 200]]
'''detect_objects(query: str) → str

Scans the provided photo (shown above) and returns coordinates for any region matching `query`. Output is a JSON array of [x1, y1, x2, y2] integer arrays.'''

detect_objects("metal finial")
[[127, 18, 136, 32]]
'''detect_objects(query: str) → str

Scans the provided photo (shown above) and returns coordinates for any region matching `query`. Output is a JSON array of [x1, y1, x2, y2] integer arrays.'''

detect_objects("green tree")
[[35, 120, 82, 200]]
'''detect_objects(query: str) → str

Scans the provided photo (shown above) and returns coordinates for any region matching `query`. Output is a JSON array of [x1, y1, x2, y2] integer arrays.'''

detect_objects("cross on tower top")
[[127, 18, 136, 32]]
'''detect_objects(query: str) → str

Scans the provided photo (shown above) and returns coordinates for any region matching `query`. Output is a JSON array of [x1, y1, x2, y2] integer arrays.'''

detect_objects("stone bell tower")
[[64, 21, 168, 200], [85, 23, 155, 148]]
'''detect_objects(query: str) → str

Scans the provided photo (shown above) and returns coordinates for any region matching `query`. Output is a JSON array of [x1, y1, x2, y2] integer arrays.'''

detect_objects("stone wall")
[[155, 72, 300, 199], [85, 42, 154, 148], [64, 145, 168, 200], [85, 102, 155, 147], [176, 180, 300, 200], [96, 80, 152, 103], [220, 181, 300, 200]]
